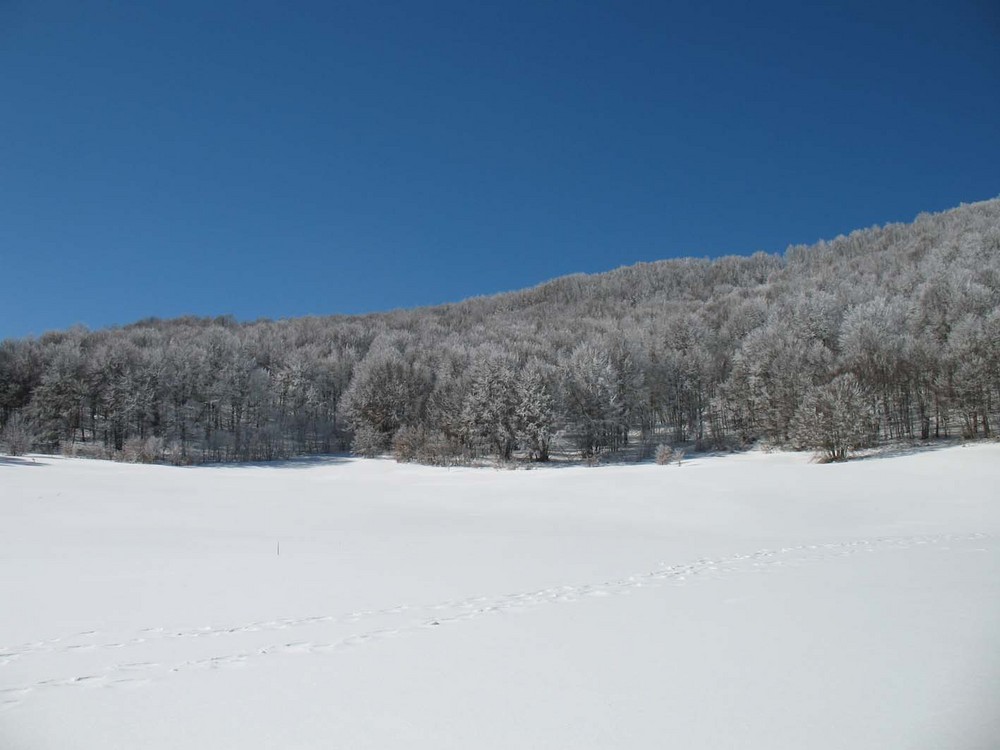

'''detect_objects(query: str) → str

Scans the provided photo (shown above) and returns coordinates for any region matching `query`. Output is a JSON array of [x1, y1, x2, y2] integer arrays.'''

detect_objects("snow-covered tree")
[[514, 359, 556, 461], [791, 374, 871, 461], [461, 356, 518, 460]]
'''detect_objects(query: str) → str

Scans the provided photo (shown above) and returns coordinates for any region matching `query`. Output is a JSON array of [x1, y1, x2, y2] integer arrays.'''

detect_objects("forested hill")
[[2, 198, 998, 464]]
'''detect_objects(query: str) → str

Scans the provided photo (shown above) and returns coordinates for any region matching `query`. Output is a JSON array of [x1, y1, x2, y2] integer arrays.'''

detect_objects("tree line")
[[2, 199, 998, 463]]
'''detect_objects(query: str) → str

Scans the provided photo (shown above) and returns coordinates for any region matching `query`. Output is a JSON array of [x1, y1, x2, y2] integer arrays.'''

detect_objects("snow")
[[1, 444, 999, 749]]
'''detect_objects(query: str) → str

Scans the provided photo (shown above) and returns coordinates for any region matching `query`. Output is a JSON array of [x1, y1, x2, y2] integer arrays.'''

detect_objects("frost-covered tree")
[[791, 374, 871, 461], [0, 409, 34, 455], [30, 338, 88, 447], [340, 339, 432, 453], [514, 359, 556, 461], [461, 356, 518, 460], [948, 313, 997, 438], [562, 344, 624, 456]]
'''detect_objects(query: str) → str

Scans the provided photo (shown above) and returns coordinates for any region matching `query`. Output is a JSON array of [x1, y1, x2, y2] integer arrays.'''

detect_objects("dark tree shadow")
[[184, 454, 353, 471], [0, 456, 47, 467], [853, 439, 962, 462]]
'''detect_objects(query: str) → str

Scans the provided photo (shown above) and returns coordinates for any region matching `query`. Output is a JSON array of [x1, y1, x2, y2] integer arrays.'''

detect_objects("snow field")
[[1, 444, 999, 748]]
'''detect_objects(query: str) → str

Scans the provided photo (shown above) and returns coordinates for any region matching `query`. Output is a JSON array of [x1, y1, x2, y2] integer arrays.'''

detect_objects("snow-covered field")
[[1, 444, 998, 749]]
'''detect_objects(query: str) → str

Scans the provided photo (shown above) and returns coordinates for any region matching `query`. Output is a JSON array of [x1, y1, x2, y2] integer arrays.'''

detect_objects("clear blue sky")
[[2, 0, 998, 339]]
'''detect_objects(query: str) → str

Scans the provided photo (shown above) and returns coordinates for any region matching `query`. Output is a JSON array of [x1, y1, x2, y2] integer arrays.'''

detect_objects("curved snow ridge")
[[0, 531, 991, 710]]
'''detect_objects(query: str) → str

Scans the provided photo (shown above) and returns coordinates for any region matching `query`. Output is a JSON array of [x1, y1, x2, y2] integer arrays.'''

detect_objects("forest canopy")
[[2, 199, 998, 464]]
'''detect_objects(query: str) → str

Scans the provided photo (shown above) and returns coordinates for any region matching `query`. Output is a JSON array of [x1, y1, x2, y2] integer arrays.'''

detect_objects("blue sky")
[[1, 0, 998, 339]]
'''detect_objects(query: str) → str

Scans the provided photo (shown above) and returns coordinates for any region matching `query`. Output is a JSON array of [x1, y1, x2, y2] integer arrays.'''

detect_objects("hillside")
[[1, 198, 998, 463]]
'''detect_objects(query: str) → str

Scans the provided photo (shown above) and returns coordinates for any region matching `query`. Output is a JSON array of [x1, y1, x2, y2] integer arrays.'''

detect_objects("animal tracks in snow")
[[0, 531, 991, 709]]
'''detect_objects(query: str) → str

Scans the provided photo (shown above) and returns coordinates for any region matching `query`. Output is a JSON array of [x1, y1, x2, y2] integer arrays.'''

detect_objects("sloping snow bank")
[[1, 444, 998, 749]]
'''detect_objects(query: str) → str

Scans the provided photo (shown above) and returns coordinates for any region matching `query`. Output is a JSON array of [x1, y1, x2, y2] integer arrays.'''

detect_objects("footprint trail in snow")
[[0, 531, 991, 710]]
